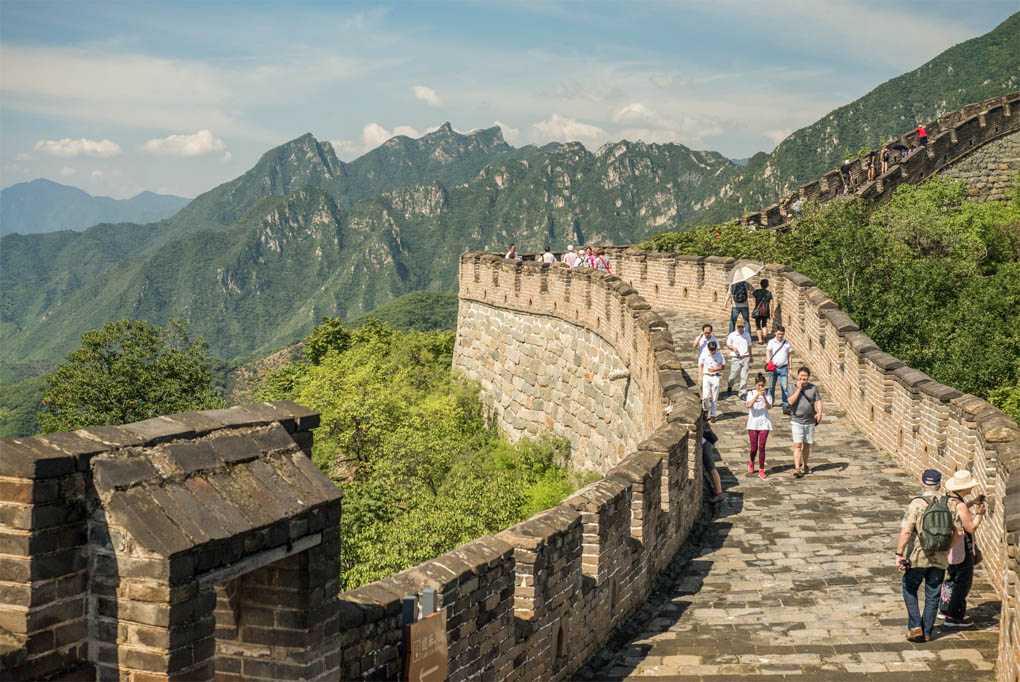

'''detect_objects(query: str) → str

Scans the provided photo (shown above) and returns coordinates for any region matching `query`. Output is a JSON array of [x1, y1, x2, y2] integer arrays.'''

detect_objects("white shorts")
[[791, 421, 815, 444]]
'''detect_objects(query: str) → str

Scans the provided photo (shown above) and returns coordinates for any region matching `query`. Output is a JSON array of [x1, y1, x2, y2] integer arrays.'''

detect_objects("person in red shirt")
[[916, 125, 928, 147]]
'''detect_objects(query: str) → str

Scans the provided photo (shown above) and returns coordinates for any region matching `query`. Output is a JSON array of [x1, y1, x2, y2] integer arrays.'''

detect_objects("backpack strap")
[[904, 496, 929, 559]]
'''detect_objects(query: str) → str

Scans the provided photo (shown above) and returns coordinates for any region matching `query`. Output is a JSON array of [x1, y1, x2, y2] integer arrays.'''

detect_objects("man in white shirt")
[[766, 325, 793, 413], [562, 245, 578, 267], [692, 324, 719, 385], [542, 246, 556, 264], [574, 248, 588, 267], [700, 341, 725, 422], [726, 320, 753, 399]]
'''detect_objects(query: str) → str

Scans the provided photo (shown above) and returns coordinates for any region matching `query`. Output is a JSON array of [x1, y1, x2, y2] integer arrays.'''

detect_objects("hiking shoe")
[[802, 465, 811, 475], [758, 469, 767, 480], [906, 628, 925, 642], [936, 612, 946, 620], [944, 617, 974, 628], [708, 492, 725, 504], [793, 468, 804, 478]]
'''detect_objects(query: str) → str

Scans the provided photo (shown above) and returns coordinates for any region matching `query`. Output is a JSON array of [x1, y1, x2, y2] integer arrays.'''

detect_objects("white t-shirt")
[[767, 338, 792, 368], [542, 252, 556, 264], [562, 251, 578, 267], [693, 333, 719, 357], [726, 330, 752, 358], [700, 350, 725, 374], [746, 390, 774, 430]]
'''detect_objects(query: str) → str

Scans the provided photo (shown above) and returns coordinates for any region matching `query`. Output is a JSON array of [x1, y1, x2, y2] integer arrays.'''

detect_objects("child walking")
[[746, 373, 773, 479]]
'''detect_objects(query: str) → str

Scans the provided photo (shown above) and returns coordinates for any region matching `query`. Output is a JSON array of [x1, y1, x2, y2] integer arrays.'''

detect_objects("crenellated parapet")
[[737, 91, 1020, 229]]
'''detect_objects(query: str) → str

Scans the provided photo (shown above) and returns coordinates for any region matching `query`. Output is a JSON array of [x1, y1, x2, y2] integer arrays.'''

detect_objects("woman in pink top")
[[745, 373, 773, 479]]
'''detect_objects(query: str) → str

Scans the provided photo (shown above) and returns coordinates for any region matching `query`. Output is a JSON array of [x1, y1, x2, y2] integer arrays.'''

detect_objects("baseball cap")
[[921, 469, 941, 486]]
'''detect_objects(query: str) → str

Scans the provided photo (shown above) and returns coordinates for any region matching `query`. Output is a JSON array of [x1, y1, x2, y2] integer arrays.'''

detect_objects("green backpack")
[[909, 496, 956, 554]]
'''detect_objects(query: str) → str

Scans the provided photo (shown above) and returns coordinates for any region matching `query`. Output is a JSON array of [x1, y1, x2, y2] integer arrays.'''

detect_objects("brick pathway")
[[576, 311, 1000, 681]]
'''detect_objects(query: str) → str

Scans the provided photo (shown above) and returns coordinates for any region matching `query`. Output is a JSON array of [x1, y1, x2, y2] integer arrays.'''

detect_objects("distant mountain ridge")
[[0, 179, 190, 236]]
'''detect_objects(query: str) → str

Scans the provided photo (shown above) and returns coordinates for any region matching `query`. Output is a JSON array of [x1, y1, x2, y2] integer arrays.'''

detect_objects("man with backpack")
[[895, 469, 962, 642], [724, 278, 753, 333]]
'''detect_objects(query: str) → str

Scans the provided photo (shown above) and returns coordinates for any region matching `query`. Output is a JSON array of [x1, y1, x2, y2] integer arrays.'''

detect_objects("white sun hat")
[[944, 470, 978, 492]]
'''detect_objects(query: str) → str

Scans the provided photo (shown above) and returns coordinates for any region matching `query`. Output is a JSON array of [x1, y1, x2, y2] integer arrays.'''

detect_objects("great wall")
[[1, 93, 1018, 681]]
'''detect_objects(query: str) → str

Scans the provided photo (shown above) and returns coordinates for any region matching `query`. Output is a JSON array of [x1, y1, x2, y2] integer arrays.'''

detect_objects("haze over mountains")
[[0, 179, 190, 236], [1, 13, 1017, 382]]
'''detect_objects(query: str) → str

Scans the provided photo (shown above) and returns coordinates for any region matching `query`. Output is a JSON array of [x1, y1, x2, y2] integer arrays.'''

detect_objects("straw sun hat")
[[945, 470, 979, 492]]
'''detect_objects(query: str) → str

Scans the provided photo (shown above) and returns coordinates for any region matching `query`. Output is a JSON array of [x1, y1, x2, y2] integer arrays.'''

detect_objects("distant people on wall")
[[791, 198, 804, 218], [881, 146, 891, 174], [594, 248, 611, 273], [745, 373, 773, 480], [562, 245, 579, 267], [700, 340, 725, 422], [702, 427, 726, 504], [788, 366, 822, 477], [505, 244, 518, 260], [542, 246, 556, 264], [766, 326, 791, 413], [865, 151, 876, 182], [916, 124, 928, 147], [574, 248, 588, 267], [726, 321, 753, 399], [750, 279, 773, 345], [724, 278, 752, 333], [840, 158, 854, 195]]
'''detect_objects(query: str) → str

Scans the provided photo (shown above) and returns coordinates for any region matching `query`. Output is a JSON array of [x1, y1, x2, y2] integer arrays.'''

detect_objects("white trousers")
[[702, 374, 721, 417]]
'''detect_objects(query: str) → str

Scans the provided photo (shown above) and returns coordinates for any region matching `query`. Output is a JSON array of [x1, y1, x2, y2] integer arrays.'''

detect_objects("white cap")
[[568, 245, 574, 250]]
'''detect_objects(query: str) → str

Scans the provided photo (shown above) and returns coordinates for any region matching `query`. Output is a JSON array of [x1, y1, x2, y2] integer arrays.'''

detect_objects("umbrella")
[[726, 260, 764, 286]]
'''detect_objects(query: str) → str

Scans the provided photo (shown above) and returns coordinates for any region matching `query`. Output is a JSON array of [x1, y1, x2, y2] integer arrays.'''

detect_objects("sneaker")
[[944, 617, 974, 628], [758, 469, 767, 480], [708, 492, 725, 504], [936, 612, 946, 620], [802, 465, 811, 475], [906, 627, 925, 642], [793, 468, 805, 478], [748, 461, 755, 474]]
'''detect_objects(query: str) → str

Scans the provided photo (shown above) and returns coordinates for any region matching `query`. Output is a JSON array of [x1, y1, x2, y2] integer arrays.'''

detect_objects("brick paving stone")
[[575, 311, 1001, 681]]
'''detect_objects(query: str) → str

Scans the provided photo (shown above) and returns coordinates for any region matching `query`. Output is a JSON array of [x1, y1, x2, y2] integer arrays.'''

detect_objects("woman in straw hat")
[[939, 470, 986, 628]]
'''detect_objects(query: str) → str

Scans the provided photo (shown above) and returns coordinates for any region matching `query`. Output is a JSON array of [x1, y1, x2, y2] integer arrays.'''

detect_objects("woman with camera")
[[939, 470, 986, 628]]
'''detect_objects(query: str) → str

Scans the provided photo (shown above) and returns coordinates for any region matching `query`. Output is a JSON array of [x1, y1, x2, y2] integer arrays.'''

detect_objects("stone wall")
[[602, 249, 1020, 681], [938, 130, 1020, 202], [736, 91, 1019, 229], [335, 252, 707, 681]]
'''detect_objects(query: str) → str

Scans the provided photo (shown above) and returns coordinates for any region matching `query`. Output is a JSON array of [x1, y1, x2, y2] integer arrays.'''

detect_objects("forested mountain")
[[0, 179, 189, 235], [693, 11, 1020, 223]]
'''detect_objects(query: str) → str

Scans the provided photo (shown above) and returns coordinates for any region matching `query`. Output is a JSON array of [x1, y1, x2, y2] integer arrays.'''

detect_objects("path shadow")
[[810, 461, 849, 473]]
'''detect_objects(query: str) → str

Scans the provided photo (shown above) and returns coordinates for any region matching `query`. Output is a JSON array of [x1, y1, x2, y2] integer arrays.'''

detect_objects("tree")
[[39, 318, 225, 433]]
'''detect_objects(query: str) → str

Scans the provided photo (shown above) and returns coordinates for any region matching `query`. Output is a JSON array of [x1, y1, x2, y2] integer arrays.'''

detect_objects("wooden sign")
[[404, 609, 448, 682]]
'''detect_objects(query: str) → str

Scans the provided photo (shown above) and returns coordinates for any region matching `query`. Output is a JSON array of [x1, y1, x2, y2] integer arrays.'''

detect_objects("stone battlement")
[[737, 91, 1020, 229]]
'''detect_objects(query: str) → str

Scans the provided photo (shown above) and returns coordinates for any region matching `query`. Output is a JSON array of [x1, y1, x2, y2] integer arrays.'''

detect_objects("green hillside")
[[693, 12, 1020, 223]]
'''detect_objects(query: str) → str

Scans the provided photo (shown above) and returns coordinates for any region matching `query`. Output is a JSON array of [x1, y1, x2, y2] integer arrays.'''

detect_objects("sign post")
[[404, 608, 448, 682]]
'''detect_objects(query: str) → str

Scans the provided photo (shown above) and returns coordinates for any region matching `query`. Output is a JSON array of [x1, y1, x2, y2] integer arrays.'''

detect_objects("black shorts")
[[755, 316, 769, 330], [702, 441, 717, 472]]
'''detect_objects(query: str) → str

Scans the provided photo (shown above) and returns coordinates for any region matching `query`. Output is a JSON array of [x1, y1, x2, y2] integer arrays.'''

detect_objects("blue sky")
[[1, 0, 1015, 198]]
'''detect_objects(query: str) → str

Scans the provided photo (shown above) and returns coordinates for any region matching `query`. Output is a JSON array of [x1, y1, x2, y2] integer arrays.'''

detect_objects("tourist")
[[723, 277, 752, 333], [542, 246, 556, 264], [745, 373, 772, 479], [791, 197, 804, 218], [562, 245, 578, 267], [766, 326, 791, 413], [575, 248, 588, 267], [881, 145, 890, 174], [865, 151, 876, 181], [505, 244, 517, 260], [787, 367, 822, 477], [750, 279, 773, 345], [692, 323, 718, 358], [916, 124, 928, 147], [700, 340, 725, 422], [840, 158, 854, 194], [594, 248, 611, 273], [895, 469, 961, 643], [702, 426, 725, 503], [939, 470, 986, 628], [726, 320, 753, 398]]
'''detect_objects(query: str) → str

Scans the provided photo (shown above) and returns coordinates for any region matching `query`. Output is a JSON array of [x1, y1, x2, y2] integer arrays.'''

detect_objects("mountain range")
[[1, 12, 1017, 382], [0, 179, 190, 236]]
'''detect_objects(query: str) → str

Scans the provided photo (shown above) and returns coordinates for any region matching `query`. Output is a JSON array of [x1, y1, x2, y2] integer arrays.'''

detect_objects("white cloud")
[[393, 125, 422, 137], [143, 130, 228, 158], [362, 123, 394, 149], [90, 170, 105, 181], [60, 166, 76, 177], [34, 137, 121, 157], [532, 115, 606, 143], [412, 85, 443, 107], [493, 120, 520, 145], [15, 153, 33, 161], [763, 128, 794, 146]]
